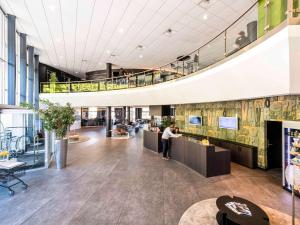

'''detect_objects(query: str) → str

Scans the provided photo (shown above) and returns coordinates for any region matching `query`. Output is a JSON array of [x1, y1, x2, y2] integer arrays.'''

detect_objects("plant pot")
[[55, 138, 68, 169]]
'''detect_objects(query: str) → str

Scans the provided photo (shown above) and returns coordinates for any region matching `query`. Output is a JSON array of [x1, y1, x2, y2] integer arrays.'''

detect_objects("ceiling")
[[0, 0, 257, 78]]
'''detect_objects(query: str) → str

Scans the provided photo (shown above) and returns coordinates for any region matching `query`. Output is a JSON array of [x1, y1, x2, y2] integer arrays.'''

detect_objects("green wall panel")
[[175, 95, 300, 169], [258, 0, 287, 37]]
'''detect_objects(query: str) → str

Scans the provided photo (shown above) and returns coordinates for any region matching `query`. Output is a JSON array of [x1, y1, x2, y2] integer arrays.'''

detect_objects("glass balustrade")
[[40, 1, 289, 94]]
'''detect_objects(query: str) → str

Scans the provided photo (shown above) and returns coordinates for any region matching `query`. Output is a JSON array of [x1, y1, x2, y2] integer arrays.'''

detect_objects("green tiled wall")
[[175, 95, 300, 169], [258, 0, 287, 37]]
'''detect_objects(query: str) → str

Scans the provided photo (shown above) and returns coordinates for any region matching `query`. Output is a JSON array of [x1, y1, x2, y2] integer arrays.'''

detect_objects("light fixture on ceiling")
[[163, 28, 173, 37], [106, 50, 110, 54], [203, 13, 208, 20], [136, 45, 145, 51], [198, 0, 210, 9], [139, 54, 143, 58], [48, 5, 56, 11], [75, 71, 78, 74], [119, 28, 124, 34]]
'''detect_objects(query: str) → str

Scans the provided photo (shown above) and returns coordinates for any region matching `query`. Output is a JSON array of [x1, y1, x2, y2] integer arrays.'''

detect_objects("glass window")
[[0, 11, 8, 104], [15, 32, 20, 105]]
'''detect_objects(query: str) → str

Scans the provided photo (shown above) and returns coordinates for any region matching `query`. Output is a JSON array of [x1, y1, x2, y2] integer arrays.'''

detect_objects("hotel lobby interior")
[[0, 0, 300, 225]]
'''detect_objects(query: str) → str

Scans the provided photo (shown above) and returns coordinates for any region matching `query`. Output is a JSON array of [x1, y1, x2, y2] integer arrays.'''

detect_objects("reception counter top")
[[143, 131, 230, 177]]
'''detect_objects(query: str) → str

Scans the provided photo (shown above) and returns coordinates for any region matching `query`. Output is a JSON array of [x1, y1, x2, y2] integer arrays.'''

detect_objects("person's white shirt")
[[162, 127, 176, 139]]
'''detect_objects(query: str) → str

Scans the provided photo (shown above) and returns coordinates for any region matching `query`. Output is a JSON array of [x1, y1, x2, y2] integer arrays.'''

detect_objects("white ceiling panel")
[[0, 0, 257, 77]]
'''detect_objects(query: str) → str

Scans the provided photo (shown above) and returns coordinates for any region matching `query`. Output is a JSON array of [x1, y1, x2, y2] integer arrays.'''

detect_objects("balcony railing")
[[40, 0, 295, 94]]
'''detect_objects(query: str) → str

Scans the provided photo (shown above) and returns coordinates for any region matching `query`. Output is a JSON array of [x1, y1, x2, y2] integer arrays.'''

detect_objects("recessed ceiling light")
[[203, 13, 208, 20], [48, 5, 56, 11], [139, 54, 143, 58], [119, 28, 124, 33], [75, 71, 78, 74], [106, 50, 110, 54]]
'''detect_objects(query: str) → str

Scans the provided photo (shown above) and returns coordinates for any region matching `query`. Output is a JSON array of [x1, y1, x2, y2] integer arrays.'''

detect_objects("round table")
[[216, 195, 269, 225]]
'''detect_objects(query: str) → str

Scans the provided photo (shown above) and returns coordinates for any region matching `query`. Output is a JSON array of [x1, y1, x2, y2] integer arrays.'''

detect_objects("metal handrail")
[[40, 0, 288, 94]]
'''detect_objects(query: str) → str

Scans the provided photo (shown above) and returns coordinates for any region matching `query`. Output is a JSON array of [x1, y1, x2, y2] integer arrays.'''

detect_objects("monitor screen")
[[219, 117, 238, 130], [189, 116, 202, 125]]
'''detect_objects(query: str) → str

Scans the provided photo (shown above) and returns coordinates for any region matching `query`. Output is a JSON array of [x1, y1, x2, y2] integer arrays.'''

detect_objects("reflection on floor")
[[0, 127, 299, 225]]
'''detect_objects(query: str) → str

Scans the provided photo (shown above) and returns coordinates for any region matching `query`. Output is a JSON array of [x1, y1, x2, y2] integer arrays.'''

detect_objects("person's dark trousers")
[[162, 139, 169, 158]]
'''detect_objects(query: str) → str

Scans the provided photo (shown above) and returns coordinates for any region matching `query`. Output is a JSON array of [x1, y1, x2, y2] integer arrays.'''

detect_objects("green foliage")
[[21, 99, 75, 139], [49, 72, 58, 83]]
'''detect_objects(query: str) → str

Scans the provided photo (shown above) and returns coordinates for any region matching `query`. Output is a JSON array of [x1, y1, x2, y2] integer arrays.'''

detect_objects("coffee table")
[[216, 195, 269, 225]]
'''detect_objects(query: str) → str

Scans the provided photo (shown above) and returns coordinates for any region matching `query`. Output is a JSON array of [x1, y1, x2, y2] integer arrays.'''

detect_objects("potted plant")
[[21, 99, 75, 169]]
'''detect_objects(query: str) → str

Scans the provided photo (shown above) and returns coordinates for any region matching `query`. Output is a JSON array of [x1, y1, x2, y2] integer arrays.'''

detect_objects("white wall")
[[40, 26, 300, 107]]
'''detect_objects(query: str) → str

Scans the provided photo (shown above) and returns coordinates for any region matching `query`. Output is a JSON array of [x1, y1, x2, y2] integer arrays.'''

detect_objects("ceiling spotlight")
[[203, 13, 208, 20], [163, 28, 173, 37], [136, 45, 145, 51], [119, 28, 124, 33], [75, 71, 78, 74], [139, 54, 143, 58], [106, 50, 110, 54]]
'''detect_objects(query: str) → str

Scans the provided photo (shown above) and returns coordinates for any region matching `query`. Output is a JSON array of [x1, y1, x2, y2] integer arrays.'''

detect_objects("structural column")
[[20, 33, 27, 103], [123, 106, 126, 124], [106, 106, 112, 137], [127, 106, 130, 124], [27, 46, 34, 104], [106, 63, 112, 78], [34, 54, 39, 109], [7, 15, 16, 105]]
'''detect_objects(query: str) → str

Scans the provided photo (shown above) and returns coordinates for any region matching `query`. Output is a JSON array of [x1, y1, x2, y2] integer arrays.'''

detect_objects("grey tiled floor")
[[0, 127, 299, 225]]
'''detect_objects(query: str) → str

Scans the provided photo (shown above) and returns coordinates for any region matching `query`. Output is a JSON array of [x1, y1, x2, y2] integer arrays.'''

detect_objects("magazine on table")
[[225, 201, 252, 216]]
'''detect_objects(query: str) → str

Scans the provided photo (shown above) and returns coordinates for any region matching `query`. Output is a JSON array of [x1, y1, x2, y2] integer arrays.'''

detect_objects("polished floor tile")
[[0, 127, 299, 225]]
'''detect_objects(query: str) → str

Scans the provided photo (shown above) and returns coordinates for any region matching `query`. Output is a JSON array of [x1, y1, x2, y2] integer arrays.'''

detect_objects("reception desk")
[[169, 137, 230, 177], [143, 130, 162, 153], [143, 130, 230, 177]]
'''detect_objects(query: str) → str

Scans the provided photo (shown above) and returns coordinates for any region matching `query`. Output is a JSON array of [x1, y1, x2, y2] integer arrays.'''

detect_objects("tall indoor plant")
[[22, 99, 75, 169]]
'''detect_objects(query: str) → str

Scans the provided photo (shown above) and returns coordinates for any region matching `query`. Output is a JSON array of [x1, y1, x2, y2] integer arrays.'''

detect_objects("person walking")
[[161, 124, 177, 160]]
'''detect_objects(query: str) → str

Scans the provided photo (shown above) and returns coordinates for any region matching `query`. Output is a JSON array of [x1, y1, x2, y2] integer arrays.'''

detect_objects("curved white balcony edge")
[[40, 26, 300, 107]]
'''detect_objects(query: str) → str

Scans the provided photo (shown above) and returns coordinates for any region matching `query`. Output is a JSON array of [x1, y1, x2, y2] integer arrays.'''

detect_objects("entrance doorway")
[[266, 121, 282, 169]]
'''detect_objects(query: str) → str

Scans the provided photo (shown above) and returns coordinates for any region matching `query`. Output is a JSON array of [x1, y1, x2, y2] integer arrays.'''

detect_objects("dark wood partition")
[[169, 137, 231, 178], [143, 130, 162, 153]]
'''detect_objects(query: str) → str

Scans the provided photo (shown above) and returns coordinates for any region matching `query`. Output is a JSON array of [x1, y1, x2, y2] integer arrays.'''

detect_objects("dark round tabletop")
[[216, 195, 269, 225]]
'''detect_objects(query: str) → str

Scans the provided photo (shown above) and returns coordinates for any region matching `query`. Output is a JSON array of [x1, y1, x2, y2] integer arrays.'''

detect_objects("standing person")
[[235, 31, 250, 49], [161, 124, 177, 160]]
